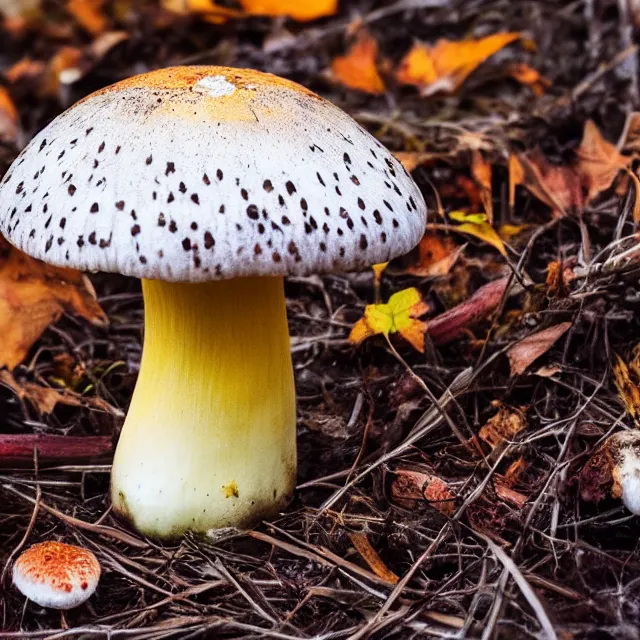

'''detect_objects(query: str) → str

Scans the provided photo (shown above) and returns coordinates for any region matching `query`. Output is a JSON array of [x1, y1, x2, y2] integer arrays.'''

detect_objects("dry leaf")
[[508, 63, 550, 95], [396, 33, 520, 96], [448, 210, 507, 256], [349, 533, 399, 584], [577, 119, 631, 203], [546, 260, 576, 297], [331, 31, 385, 95], [0, 86, 18, 143], [66, 0, 108, 34], [479, 405, 526, 448], [507, 322, 572, 376], [404, 232, 462, 277], [41, 46, 84, 96], [392, 151, 437, 172], [493, 477, 528, 508], [390, 468, 455, 516], [613, 347, 640, 424], [471, 150, 493, 222], [4, 57, 46, 84], [349, 288, 429, 353], [89, 31, 129, 59], [162, 0, 242, 21], [239, 0, 337, 21], [0, 236, 108, 370], [0, 370, 120, 415]]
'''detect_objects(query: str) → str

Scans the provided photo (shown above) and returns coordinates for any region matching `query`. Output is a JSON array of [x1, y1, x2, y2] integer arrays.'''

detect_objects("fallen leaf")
[[349, 533, 399, 584], [0, 236, 108, 370], [545, 260, 576, 297], [396, 33, 520, 96], [479, 405, 526, 448], [471, 151, 493, 222], [0, 370, 120, 415], [577, 119, 631, 203], [0, 86, 18, 143], [331, 31, 385, 95], [494, 477, 528, 508], [392, 151, 438, 172], [507, 322, 572, 376], [508, 63, 550, 95], [404, 232, 462, 277], [162, 0, 242, 21], [448, 210, 507, 256], [66, 0, 108, 35], [239, 0, 337, 21], [503, 457, 527, 486], [534, 364, 562, 377], [4, 57, 47, 84], [390, 468, 455, 516], [613, 347, 640, 425], [350, 288, 428, 352]]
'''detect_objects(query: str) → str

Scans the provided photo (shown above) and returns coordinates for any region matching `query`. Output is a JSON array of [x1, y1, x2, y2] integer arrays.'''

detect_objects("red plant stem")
[[0, 435, 113, 466], [428, 276, 511, 345]]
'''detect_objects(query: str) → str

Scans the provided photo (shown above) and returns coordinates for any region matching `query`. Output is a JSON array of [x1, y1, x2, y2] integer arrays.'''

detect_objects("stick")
[[0, 435, 112, 466]]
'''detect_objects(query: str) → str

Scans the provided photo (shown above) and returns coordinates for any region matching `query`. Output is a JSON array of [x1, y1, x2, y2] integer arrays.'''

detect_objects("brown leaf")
[[0, 370, 120, 415], [331, 31, 385, 95], [494, 477, 528, 508], [390, 468, 455, 516], [392, 151, 438, 172], [0, 236, 108, 370], [507, 322, 572, 376], [4, 57, 47, 85], [479, 405, 526, 448], [349, 533, 399, 584], [577, 119, 631, 203]]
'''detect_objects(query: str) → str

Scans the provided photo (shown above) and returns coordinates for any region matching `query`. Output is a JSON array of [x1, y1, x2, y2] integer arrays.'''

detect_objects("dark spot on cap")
[[131, 224, 141, 236], [68, 184, 76, 196], [191, 193, 199, 205], [182, 238, 191, 251], [247, 205, 259, 220], [359, 234, 368, 250], [263, 180, 273, 192], [90, 203, 99, 213], [166, 162, 176, 176], [286, 181, 296, 195], [204, 231, 215, 249]]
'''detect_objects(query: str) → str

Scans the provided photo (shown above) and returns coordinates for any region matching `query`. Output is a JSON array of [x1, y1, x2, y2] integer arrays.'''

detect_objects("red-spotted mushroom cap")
[[0, 66, 426, 282], [13, 541, 101, 609]]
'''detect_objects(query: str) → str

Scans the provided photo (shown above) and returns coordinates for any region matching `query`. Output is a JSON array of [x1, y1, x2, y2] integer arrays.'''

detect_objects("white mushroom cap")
[[0, 66, 427, 282], [13, 541, 101, 609]]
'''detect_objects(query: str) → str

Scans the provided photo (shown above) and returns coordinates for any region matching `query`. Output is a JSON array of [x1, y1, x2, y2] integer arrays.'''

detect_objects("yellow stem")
[[111, 276, 296, 538]]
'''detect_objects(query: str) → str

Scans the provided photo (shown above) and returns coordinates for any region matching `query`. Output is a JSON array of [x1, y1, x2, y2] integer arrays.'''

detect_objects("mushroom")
[[0, 66, 427, 538], [13, 541, 101, 609]]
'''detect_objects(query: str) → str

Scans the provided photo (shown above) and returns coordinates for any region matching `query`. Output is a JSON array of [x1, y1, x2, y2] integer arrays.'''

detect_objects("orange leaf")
[[405, 232, 461, 277], [396, 33, 520, 95], [4, 57, 46, 85], [390, 468, 455, 516], [41, 47, 84, 97], [507, 322, 572, 376], [577, 119, 631, 203], [479, 405, 526, 448], [508, 63, 550, 95], [349, 533, 399, 584], [66, 0, 108, 35], [0, 87, 18, 143], [392, 151, 437, 172], [239, 0, 337, 21], [331, 32, 385, 95], [0, 236, 108, 370]]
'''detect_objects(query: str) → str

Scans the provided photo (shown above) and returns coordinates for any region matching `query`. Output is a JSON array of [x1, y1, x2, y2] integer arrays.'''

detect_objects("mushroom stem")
[[111, 276, 296, 538]]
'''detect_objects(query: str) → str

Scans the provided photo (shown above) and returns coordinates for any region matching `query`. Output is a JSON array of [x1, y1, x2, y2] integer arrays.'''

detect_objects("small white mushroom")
[[13, 541, 101, 609]]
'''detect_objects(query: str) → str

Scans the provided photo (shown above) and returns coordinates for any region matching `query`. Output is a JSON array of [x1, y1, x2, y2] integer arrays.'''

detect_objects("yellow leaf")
[[396, 32, 521, 95], [349, 288, 428, 352], [239, 0, 337, 21], [66, 0, 108, 35], [448, 210, 507, 256], [331, 31, 385, 95], [614, 350, 640, 424]]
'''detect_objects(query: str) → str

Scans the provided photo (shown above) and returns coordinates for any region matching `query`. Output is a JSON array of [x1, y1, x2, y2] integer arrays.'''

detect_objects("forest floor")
[[2, 0, 640, 638]]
